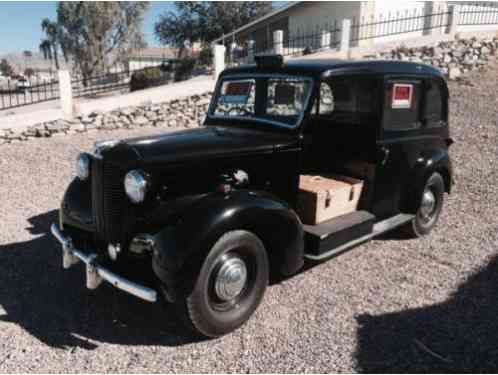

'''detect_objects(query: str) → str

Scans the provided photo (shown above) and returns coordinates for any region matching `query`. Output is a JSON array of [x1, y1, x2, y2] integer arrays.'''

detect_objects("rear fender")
[[152, 190, 304, 301], [403, 149, 452, 213]]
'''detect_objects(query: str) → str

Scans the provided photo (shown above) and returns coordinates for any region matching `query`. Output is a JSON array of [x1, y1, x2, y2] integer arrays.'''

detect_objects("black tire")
[[402, 172, 445, 238], [175, 230, 269, 338]]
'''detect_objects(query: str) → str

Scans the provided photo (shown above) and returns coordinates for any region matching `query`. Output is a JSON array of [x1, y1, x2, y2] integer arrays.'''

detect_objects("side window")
[[317, 77, 378, 124], [383, 80, 422, 131], [423, 78, 445, 127]]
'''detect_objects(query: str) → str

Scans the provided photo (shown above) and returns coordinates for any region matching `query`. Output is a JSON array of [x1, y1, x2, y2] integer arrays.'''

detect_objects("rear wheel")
[[402, 172, 445, 237], [175, 230, 269, 338]]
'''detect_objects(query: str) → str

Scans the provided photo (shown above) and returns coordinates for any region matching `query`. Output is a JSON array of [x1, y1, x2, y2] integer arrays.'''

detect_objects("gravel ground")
[[0, 63, 497, 373]]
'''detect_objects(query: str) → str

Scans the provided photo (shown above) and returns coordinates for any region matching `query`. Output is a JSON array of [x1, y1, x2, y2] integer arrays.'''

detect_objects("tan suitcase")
[[297, 174, 364, 225]]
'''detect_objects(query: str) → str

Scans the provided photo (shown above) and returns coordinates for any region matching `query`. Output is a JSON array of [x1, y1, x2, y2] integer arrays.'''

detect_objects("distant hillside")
[[0, 51, 71, 74]]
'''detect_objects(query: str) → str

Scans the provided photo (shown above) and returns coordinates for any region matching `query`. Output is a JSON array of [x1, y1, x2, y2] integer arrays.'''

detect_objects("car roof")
[[221, 58, 444, 79]]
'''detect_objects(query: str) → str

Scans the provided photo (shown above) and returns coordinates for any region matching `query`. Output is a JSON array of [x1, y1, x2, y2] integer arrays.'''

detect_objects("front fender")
[[152, 190, 304, 301], [60, 178, 94, 232], [403, 149, 452, 213]]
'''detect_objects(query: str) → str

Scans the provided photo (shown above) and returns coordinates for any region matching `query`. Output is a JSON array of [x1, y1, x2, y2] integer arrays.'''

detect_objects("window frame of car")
[[421, 76, 448, 128], [381, 76, 425, 133], [307, 74, 383, 132], [207, 73, 315, 131], [379, 74, 448, 141]]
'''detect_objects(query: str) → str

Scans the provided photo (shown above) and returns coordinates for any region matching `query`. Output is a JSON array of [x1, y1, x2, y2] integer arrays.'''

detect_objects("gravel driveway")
[[0, 63, 497, 373]]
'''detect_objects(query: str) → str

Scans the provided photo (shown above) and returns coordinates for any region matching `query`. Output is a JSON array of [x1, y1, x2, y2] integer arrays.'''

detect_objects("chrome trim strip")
[[51, 224, 157, 303], [304, 214, 414, 261]]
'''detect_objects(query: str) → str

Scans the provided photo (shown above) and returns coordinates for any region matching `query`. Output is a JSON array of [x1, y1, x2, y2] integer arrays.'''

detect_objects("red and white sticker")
[[222, 81, 253, 104], [391, 83, 413, 109]]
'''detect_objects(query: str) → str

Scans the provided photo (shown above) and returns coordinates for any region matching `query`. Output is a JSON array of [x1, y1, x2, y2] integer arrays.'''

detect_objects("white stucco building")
[[213, 1, 498, 52]]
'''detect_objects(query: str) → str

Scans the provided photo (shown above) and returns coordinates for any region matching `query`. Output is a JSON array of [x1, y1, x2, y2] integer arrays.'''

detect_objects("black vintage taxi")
[[52, 55, 453, 338]]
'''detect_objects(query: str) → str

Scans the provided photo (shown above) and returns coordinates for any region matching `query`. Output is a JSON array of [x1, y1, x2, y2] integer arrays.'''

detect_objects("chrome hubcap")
[[420, 189, 436, 219], [214, 256, 248, 301]]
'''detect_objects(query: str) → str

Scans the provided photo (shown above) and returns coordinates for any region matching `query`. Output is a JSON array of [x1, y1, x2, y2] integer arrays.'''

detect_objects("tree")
[[56, 2, 149, 84], [24, 68, 35, 78], [154, 2, 206, 57], [202, 2, 273, 43], [154, 2, 272, 54], [39, 40, 52, 61], [0, 59, 14, 77], [23, 50, 33, 73], [41, 18, 61, 70]]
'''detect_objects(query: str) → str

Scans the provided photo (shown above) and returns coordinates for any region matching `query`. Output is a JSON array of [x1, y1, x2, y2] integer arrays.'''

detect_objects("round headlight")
[[124, 170, 148, 204], [76, 153, 90, 180]]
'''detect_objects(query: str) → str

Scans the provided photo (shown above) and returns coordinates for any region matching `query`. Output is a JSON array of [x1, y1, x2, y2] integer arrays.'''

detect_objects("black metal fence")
[[282, 21, 341, 57], [351, 8, 451, 43], [230, 20, 340, 65], [0, 75, 59, 111], [71, 65, 174, 99], [459, 3, 498, 26], [70, 59, 207, 98], [0, 59, 197, 111]]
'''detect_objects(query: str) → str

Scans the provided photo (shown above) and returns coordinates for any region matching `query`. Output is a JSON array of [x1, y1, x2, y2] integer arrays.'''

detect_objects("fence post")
[[248, 40, 255, 63], [447, 4, 460, 36], [273, 30, 284, 55], [58, 70, 73, 119], [230, 42, 237, 64], [212, 44, 226, 81], [321, 30, 331, 49], [424, 1, 447, 35], [340, 19, 351, 53]]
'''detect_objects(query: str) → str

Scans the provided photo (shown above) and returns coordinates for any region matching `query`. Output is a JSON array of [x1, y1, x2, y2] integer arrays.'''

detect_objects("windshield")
[[210, 75, 313, 128]]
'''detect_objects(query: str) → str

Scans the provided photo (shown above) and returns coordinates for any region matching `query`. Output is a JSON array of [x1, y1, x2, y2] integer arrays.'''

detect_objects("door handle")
[[379, 146, 390, 166]]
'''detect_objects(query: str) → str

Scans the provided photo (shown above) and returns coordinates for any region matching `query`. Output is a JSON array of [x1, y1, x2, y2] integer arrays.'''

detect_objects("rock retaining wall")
[[0, 92, 212, 144], [369, 36, 498, 80]]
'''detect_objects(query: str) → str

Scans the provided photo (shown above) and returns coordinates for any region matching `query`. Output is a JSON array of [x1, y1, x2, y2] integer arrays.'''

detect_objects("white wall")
[[128, 60, 171, 71], [0, 76, 215, 131], [371, 1, 429, 44], [453, 2, 498, 33], [288, 2, 362, 37]]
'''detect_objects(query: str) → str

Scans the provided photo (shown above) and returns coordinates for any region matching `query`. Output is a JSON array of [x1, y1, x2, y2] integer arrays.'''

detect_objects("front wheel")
[[175, 230, 269, 338], [402, 172, 445, 237]]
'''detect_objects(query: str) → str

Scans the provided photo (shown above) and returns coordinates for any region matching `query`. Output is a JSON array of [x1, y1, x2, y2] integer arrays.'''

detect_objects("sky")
[[0, 1, 176, 55]]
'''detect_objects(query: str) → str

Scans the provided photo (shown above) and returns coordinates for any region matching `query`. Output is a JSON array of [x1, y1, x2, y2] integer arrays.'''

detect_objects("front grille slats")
[[91, 157, 129, 248], [91, 157, 105, 243]]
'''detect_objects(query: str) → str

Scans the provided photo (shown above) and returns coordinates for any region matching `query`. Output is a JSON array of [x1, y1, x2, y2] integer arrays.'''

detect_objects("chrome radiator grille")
[[91, 158, 128, 245]]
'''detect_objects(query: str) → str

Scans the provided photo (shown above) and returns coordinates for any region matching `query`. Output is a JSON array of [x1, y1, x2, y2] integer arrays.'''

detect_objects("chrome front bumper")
[[50, 224, 157, 303]]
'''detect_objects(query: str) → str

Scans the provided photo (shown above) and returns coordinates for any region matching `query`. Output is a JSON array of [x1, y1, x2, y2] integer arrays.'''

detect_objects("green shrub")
[[130, 67, 163, 92], [198, 47, 213, 66], [174, 57, 196, 82]]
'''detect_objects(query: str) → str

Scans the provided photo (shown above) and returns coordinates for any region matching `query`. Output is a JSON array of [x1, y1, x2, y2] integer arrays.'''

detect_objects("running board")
[[304, 213, 414, 261]]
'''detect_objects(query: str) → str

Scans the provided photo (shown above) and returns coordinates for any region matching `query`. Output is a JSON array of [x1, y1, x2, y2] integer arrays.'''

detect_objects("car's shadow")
[[354, 254, 498, 372], [0, 210, 203, 349]]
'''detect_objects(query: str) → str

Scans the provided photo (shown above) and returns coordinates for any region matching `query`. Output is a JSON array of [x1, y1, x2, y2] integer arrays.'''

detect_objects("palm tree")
[[39, 39, 53, 69], [41, 18, 60, 70]]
